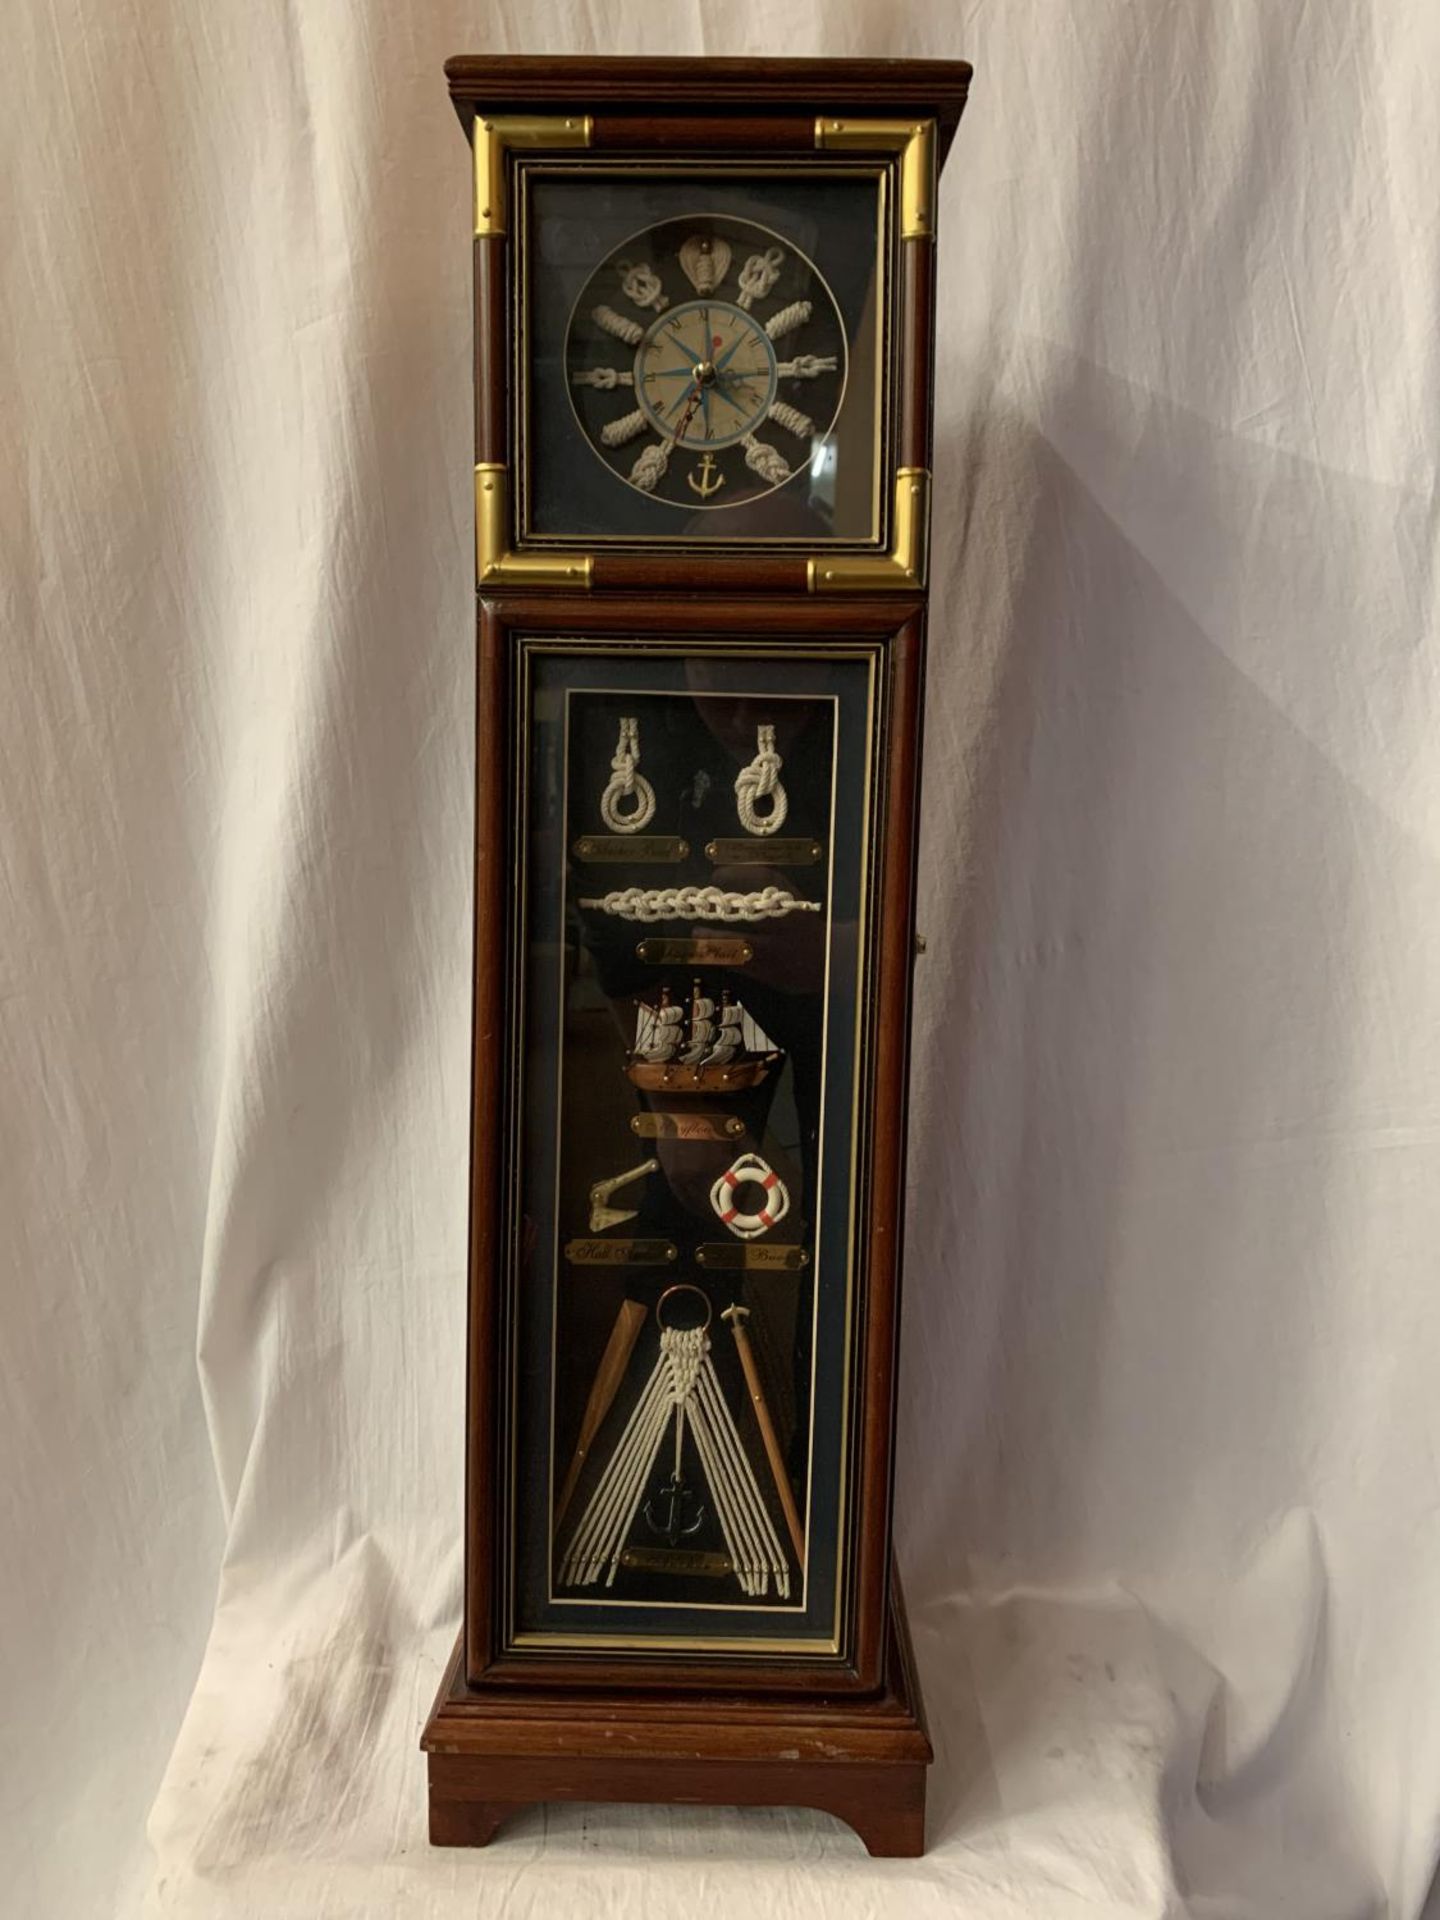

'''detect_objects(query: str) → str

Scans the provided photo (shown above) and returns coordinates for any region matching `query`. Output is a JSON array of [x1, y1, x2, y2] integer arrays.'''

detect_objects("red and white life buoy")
[[709, 1153, 790, 1241]]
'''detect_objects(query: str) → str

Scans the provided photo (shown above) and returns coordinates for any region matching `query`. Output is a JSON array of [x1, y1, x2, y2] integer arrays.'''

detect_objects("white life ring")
[[709, 1153, 790, 1241]]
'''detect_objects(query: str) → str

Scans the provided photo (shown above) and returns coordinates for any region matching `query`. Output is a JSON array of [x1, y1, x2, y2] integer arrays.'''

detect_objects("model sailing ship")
[[629, 980, 780, 1092]]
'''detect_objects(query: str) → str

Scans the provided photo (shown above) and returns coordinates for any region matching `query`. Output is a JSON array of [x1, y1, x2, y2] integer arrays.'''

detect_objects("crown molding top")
[[443, 55, 972, 163]]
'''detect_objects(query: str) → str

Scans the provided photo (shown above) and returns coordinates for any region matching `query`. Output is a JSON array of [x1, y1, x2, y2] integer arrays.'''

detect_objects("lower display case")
[[464, 597, 927, 1696]]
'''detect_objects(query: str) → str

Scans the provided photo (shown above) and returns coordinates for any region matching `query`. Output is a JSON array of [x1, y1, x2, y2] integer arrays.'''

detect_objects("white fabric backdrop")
[[5, 3, 1439, 1916]]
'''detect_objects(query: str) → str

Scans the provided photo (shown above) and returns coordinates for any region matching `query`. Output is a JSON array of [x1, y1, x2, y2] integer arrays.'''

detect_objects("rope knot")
[[600, 716, 656, 834], [735, 723, 788, 836]]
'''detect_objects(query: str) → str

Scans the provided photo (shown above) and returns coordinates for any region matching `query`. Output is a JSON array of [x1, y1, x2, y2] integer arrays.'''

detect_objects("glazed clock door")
[[467, 599, 926, 1691], [516, 164, 892, 553]]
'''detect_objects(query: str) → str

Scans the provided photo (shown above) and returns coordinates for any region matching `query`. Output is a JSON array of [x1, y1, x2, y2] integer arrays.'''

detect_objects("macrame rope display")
[[735, 723, 789, 836], [599, 716, 656, 834], [578, 884, 819, 924], [559, 1289, 789, 1599], [710, 1153, 790, 1240]]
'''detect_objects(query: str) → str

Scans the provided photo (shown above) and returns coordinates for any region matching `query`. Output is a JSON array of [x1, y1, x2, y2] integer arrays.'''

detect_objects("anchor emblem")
[[687, 453, 725, 500], [643, 1470, 706, 1545]]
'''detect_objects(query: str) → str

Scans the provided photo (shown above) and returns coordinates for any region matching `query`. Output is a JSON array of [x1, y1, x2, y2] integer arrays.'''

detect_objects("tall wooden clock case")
[[423, 55, 972, 1859]]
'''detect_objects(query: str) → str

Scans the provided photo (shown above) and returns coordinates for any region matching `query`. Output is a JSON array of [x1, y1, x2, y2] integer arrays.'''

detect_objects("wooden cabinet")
[[423, 55, 972, 1857]]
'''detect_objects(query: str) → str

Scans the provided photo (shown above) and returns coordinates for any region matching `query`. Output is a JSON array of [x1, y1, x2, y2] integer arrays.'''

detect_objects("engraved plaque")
[[695, 1242, 812, 1272], [631, 1112, 745, 1141], [564, 1237, 679, 1266], [574, 835, 690, 863], [705, 837, 824, 866], [635, 935, 753, 966], [619, 1547, 734, 1578]]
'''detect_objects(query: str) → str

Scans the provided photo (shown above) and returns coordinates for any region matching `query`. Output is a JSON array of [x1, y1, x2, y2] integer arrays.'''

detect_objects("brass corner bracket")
[[808, 469, 930, 593], [814, 117, 937, 241], [475, 465, 593, 589], [473, 114, 593, 238]]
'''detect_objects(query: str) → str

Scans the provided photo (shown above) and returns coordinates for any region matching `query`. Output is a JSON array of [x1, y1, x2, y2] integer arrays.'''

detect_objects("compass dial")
[[634, 301, 779, 451], [565, 214, 847, 512]]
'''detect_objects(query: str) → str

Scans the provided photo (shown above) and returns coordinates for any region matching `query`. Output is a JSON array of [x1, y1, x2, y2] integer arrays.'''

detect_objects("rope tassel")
[[559, 1323, 790, 1599]]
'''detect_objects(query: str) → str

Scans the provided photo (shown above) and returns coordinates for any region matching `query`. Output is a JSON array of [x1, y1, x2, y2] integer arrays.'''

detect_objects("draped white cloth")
[[4, 5, 1439, 1916]]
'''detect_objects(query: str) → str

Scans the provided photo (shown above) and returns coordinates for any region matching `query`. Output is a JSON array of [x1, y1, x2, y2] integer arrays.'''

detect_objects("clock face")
[[565, 216, 847, 513], [521, 169, 887, 548]]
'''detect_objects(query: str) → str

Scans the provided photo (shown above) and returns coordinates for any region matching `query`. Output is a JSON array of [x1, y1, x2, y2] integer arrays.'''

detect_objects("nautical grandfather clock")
[[423, 55, 972, 1858]]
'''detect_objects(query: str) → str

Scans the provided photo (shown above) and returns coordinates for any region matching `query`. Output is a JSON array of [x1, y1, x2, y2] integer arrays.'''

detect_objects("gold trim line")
[[475, 114, 593, 238], [476, 464, 593, 588], [808, 468, 929, 592], [815, 117, 936, 241]]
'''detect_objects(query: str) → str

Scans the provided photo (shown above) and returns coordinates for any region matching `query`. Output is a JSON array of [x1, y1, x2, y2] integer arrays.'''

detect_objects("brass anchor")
[[587, 1157, 660, 1232], [687, 453, 725, 499]]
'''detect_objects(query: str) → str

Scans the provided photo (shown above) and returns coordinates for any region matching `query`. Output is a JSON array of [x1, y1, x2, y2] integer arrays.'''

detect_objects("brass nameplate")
[[632, 1112, 745, 1142], [565, 1238, 678, 1267], [695, 1242, 811, 1272], [636, 936, 753, 966], [574, 836, 689, 863], [620, 1547, 733, 1578], [705, 837, 824, 866]]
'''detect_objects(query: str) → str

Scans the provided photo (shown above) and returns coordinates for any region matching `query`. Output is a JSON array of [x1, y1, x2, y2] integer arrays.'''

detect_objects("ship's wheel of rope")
[[600, 716, 657, 834], [735, 724, 788, 836], [710, 1154, 790, 1240]]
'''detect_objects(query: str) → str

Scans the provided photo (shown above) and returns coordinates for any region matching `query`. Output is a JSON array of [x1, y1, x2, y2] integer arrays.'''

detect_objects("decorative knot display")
[[741, 434, 791, 486], [571, 366, 634, 390], [775, 353, 839, 380], [736, 246, 785, 311], [734, 723, 789, 836], [559, 1320, 789, 1598], [592, 303, 644, 346], [578, 885, 820, 924], [617, 259, 668, 312], [765, 299, 812, 341], [599, 717, 657, 834], [601, 407, 649, 448], [768, 399, 814, 440], [630, 443, 670, 492]]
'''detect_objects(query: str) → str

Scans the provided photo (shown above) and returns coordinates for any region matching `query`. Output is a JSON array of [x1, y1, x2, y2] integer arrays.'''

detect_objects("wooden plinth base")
[[422, 1588, 931, 1857]]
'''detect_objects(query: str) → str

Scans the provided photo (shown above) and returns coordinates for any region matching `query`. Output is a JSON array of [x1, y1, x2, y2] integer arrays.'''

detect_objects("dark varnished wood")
[[590, 553, 810, 594], [429, 1575, 931, 1856], [591, 116, 814, 152], [473, 238, 506, 466], [445, 56, 972, 164], [900, 240, 936, 471], [460, 583, 511, 1684]]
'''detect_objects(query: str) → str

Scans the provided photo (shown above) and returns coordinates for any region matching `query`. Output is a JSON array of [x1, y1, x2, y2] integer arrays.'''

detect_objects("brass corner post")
[[814, 116, 937, 242], [808, 468, 930, 593], [474, 114, 592, 237], [471, 117, 594, 587], [475, 464, 593, 587]]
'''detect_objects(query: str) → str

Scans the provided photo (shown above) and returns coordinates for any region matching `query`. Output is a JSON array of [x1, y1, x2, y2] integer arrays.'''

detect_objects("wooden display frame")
[[426, 55, 971, 1857]]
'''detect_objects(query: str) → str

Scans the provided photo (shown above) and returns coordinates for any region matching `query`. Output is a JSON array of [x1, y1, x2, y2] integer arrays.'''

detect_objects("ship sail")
[[740, 1008, 776, 1056], [635, 997, 683, 1062], [678, 1025, 713, 1064]]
